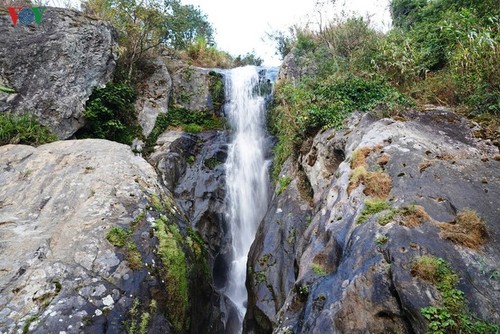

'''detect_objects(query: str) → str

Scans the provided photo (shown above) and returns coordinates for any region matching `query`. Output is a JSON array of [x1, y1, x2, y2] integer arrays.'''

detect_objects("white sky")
[[181, 0, 392, 66], [49, 0, 392, 66]]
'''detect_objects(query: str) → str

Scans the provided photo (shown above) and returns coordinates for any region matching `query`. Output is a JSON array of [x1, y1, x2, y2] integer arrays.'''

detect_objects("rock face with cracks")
[[0, 8, 117, 139], [0, 139, 223, 333], [245, 109, 500, 333]]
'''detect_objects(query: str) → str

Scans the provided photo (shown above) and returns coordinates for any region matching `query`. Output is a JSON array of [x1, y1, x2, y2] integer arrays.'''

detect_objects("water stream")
[[224, 66, 274, 332]]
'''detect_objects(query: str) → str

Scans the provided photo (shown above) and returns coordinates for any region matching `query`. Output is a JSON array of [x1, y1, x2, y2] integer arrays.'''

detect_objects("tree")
[[163, 0, 214, 50]]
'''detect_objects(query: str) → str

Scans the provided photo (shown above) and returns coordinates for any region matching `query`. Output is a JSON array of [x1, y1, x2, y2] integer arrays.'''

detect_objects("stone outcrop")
[[150, 129, 239, 329], [0, 8, 117, 139], [0, 139, 223, 333], [170, 65, 225, 115], [246, 108, 500, 333], [136, 59, 172, 137]]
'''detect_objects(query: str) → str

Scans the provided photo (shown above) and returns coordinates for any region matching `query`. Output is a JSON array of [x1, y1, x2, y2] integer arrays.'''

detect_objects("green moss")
[[106, 227, 130, 247], [151, 194, 163, 212], [155, 217, 188, 333], [208, 71, 225, 113], [357, 199, 389, 224], [312, 263, 329, 275], [277, 176, 292, 195], [204, 157, 221, 170], [287, 227, 296, 245], [126, 242, 143, 270], [412, 255, 500, 333], [131, 210, 145, 227], [0, 114, 57, 147], [253, 271, 267, 285], [22, 316, 38, 334], [375, 235, 389, 245], [378, 207, 399, 226]]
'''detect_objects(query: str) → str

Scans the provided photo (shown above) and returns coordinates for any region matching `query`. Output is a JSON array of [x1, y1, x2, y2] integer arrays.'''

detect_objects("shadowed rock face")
[[245, 109, 500, 333], [0, 8, 117, 139]]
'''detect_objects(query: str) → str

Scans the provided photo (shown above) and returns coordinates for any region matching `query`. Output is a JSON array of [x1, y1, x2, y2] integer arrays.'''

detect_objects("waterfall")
[[224, 66, 273, 331]]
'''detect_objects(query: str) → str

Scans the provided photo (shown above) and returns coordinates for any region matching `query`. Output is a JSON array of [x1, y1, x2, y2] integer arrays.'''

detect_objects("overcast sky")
[[181, 0, 392, 66], [48, 0, 391, 66]]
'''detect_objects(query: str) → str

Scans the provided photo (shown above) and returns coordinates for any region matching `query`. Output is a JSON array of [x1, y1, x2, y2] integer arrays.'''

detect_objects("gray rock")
[[0, 139, 223, 333], [136, 59, 172, 137], [0, 8, 117, 139], [246, 109, 500, 333], [150, 129, 235, 329], [170, 65, 225, 115]]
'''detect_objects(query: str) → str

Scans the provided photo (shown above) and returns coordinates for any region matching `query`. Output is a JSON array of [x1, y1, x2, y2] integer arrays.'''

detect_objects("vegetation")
[[277, 176, 292, 195], [439, 209, 488, 248], [106, 226, 130, 247], [76, 83, 139, 145], [0, 114, 57, 146], [154, 216, 188, 333], [411, 255, 499, 333], [269, 0, 499, 177], [375, 235, 389, 245], [356, 199, 389, 224], [144, 107, 225, 153]]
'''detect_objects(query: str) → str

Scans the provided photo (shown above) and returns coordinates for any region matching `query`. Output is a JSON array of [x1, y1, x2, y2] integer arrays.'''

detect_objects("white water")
[[224, 66, 271, 331]]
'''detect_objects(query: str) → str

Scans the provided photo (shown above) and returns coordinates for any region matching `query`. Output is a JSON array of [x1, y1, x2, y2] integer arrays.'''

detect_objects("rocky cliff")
[[245, 109, 500, 333], [0, 8, 117, 139], [0, 139, 227, 333]]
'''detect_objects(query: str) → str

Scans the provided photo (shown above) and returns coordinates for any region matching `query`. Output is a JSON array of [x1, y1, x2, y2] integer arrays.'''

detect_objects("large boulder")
[[0, 139, 222, 333], [0, 8, 117, 139], [246, 108, 500, 333], [170, 65, 225, 115]]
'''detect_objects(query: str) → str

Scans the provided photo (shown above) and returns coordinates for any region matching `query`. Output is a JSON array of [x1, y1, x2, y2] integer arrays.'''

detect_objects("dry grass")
[[419, 159, 433, 172], [439, 209, 488, 249], [351, 147, 371, 169], [377, 154, 391, 166], [411, 255, 439, 282], [348, 146, 392, 198], [348, 166, 367, 194], [400, 205, 431, 228], [364, 172, 392, 198]]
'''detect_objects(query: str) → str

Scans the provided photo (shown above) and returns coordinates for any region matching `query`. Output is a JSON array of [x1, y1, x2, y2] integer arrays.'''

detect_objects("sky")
[[48, 0, 392, 66], [180, 0, 392, 66]]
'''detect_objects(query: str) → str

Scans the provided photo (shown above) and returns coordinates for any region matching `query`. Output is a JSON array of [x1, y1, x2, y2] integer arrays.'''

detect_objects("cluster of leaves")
[[76, 82, 139, 145], [412, 255, 499, 333], [269, 0, 498, 179], [269, 74, 409, 180], [145, 107, 225, 154], [382, 0, 500, 114], [0, 113, 57, 146]]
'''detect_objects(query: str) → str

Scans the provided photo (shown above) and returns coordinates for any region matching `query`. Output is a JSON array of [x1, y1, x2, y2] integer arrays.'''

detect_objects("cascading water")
[[224, 66, 273, 332]]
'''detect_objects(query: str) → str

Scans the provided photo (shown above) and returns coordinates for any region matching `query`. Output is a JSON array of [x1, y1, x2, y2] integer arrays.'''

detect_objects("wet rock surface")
[[246, 109, 500, 333], [0, 8, 117, 139], [150, 129, 236, 330]]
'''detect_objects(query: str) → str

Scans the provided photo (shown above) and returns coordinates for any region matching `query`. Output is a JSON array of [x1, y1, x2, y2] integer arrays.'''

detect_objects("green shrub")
[[76, 82, 139, 145], [357, 199, 389, 224], [106, 227, 130, 247], [145, 107, 224, 154], [277, 176, 292, 195], [0, 114, 57, 146], [412, 255, 500, 333]]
